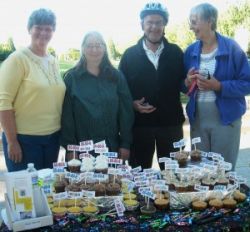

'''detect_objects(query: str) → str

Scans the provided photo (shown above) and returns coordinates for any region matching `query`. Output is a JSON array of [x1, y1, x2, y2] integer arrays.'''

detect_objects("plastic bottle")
[[27, 163, 44, 217], [27, 163, 38, 186]]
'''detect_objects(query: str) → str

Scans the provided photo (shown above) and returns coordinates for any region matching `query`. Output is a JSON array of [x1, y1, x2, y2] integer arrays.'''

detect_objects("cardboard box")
[[5, 190, 53, 232]]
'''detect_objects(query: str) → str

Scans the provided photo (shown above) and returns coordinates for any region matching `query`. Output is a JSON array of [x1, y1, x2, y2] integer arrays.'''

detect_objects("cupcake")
[[83, 205, 99, 216], [209, 199, 223, 209], [233, 190, 246, 202], [51, 206, 67, 218], [175, 151, 189, 167], [54, 180, 66, 193], [94, 155, 108, 173], [192, 200, 207, 211], [65, 199, 83, 207], [67, 206, 82, 216], [80, 157, 95, 172], [223, 198, 237, 209], [201, 179, 215, 190], [123, 193, 137, 200], [106, 183, 121, 196], [155, 193, 165, 199], [93, 183, 106, 196], [68, 159, 81, 173], [190, 150, 202, 162], [124, 199, 139, 211], [140, 205, 156, 215], [154, 198, 169, 210], [65, 183, 81, 192]]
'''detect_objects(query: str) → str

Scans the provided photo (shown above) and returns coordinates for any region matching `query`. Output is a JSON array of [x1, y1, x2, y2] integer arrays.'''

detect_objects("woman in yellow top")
[[0, 9, 66, 171]]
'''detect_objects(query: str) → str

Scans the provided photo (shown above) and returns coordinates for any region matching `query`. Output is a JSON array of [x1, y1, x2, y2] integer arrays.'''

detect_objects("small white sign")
[[138, 186, 153, 193], [104, 152, 118, 158], [194, 184, 209, 192], [65, 172, 80, 181], [135, 180, 149, 187], [192, 137, 201, 144], [108, 158, 123, 165], [79, 153, 92, 159], [154, 184, 169, 192], [68, 191, 83, 199], [131, 166, 142, 173], [159, 157, 171, 163], [53, 192, 68, 201], [214, 185, 227, 191], [67, 145, 80, 151], [140, 190, 156, 200], [82, 190, 95, 198], [53, 162, 67, 168], [114, 199, 125, 217]]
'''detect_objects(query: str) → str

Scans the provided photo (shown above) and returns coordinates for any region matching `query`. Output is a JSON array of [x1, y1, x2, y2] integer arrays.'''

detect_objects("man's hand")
[[119, 148, 130, 161], [133, 97, 156, 114], [8, 140, 22, 163], [197, 76, 221, 91]]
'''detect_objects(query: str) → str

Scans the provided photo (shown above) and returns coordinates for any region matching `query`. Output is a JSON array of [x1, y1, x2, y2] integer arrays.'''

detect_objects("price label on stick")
[[159, 157, 171, 163], [140, 190, 156, 200], [82, 190, 95, 198], [68, 191, 83, 199], [194, 184, 209, 192], [104, 152, 118, 158], [138, 186, 153, 193], [53, 162, 67, 168], [114, 199, 125, 217], [192, 137, 201, 144], [108, 158, 123, 165], [53, 192, 68, 201], [79, 153, 92, 159], [154, 184, 169, 192], [214, 185, 227, 191], [67, 145, 80, 151], [131, 166, 142, 173]]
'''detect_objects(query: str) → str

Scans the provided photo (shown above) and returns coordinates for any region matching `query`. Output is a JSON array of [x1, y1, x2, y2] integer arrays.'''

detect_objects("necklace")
[[23, 48, 59, 85]]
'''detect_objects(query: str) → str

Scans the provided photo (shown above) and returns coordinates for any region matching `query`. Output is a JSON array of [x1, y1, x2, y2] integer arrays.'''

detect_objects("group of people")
[[0, 2, 250, 173]]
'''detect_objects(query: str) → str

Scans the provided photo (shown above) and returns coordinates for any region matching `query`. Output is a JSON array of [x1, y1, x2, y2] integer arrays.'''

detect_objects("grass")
[[59, 61, 75, 77]]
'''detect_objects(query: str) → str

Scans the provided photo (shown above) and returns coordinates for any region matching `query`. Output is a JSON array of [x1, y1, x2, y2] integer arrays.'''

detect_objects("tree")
[[0, 37, 16, 61], [108, 39, 121, 61], [48, 47, 56, 57]]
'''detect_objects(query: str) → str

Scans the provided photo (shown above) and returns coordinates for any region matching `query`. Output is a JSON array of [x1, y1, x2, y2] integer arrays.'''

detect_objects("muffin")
[[223, 198, 237, 209], [67, 206, 82, 216], [51, 207, 67, 217], [201, 179, 215, 190], [209, 199, 223, 209], [80, 157, 95, 172], [233, 190, 246, 202], [65, 183, 81, 192], [95, 155, 108, 173], [68, 159, 81, 173], [155, 193, 165, 199], [140, 205, 156, 215], [192, 200, 207, 211], [65, 199, 82, 207], [123, 193, 137, 200], [106, 183, 121, 196], [175, 151, 189, 167], [93, 183, 106, 196], [124, 199, 139, 211], [190, 150, 202, 162], [83, 205, 99, 216], [54, 180, 66, 193], [154, 198, 169, 210]]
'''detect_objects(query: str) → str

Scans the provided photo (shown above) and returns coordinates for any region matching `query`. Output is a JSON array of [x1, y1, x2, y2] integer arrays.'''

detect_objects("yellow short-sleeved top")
[[0, 48, 66, 135]]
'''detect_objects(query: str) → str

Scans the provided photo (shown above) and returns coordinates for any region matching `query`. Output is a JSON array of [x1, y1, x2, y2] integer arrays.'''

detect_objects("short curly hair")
[[27, 8, 56, 31]]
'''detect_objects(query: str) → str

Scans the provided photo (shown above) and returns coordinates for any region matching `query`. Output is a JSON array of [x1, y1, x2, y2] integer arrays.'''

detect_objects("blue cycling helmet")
[[140, 2, 169, 23]]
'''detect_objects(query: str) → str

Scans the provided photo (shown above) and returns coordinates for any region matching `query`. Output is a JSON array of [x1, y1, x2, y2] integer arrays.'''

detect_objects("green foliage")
[[59, 61, 75, 77], [0, 37, 15, 61], [48, 47, 56, 57], [217, 0, 250, 37], [64, 48, 80, 61], [108, 39, 122, 61]]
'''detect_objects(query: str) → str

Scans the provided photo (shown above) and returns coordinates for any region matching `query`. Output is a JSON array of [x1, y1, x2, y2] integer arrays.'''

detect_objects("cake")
[[140, 205, 156, 215], [233, 190, 246, 202], [190, 150, 202, 162], [154, 198, 169, 210], [51, 207, 67, 217], [80, 157, 95, 172], [83, 205, 99, 216], [123, 193, 137, 200], [93, 183, 106, 196], [65, 183, 81, 192], [54, 180, 66, 193], [106, 183, 121, 196], [215, 177, 229, 186], [223, 198, 237, 209], [175, 151, 189, 167], [192, 200, 208, 211], [95, 155, 108, 173], [209, 199, 223, 209], [124, 199, 139, 211], [67, 206, 82, 216], [67, 159, 81, 173]]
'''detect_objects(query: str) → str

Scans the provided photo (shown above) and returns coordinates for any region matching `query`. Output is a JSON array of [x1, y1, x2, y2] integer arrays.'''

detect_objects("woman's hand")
[[185, 67, 198, 87], [197, 76, 221, 91], [119, 148, 130, 161], [133, 97, 156, 114], [8, 139, 22, 163]]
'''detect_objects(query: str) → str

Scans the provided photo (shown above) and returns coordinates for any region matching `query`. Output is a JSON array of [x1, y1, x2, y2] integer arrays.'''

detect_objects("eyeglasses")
[[85, 43, 105, 50], [144, 20, 165, 28]]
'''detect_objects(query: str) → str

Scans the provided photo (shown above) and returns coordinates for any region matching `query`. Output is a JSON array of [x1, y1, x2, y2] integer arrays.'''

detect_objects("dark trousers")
[[129, 126, 183, 170], [2, 131, 60, 172]]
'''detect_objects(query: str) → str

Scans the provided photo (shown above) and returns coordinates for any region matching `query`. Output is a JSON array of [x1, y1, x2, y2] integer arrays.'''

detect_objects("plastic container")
[[27, 163, 44, 217]]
